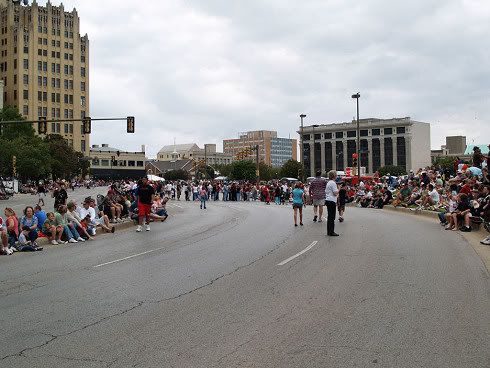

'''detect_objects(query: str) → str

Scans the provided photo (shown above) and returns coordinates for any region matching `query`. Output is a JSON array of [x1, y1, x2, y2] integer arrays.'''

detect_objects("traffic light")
[[82, 117, 92, 134], [38, 116, 47, 134], [127, 116, 135, 133]]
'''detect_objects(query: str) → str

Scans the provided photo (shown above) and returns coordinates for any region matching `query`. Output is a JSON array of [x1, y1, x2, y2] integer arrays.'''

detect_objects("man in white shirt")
[[77, 199, 97, 235], [325, 170, 340, 236]]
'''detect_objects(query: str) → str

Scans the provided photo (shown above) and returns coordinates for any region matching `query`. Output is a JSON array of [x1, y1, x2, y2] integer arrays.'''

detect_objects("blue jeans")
[[63, 224, 80, 240], [200, 197, 207, 209]]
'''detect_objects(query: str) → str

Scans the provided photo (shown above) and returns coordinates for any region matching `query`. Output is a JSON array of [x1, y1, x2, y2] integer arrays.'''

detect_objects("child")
[[16, 226, 43, 251]]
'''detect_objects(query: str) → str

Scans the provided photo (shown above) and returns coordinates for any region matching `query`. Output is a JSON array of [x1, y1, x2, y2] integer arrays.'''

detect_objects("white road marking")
[[94, 247, 166, 268], [277, 241, 318, 266]]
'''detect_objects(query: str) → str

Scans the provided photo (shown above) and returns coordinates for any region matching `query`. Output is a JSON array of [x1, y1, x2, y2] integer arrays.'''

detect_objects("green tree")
[[378, 165, 407, 177], [0, 106, 35, 140], [230, 160, 257, 181], [164, 169, 190, 181], [280, 159, 303, 179], [433, 156, 455, 172], [44, 134, 80, 179], [13, 136, 52, 180], [215, 163, 232, 178]]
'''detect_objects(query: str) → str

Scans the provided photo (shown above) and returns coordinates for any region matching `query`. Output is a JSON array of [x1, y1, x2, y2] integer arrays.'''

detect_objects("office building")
[[300, 117, 430, 176], [0, 0, 90, 153], [445, 136, 466, 155], [223, 130, 297, 167], [89, 144, 146, 179], [157, 143, 233, 166]]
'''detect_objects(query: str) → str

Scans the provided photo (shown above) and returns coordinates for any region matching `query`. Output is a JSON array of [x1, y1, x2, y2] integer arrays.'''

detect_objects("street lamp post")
[[351, 93, 361, 183], [300, 114, 306, 181]]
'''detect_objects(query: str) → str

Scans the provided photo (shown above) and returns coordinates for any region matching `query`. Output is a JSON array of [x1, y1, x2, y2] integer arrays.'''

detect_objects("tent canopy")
[[147, 174, 165, 181]]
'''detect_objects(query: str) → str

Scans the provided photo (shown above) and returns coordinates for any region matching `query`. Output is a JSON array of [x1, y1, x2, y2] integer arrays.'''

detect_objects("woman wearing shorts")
[[292, 183, 306, 227]]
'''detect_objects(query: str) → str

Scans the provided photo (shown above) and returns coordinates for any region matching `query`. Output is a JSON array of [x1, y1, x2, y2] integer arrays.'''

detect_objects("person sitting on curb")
[[42, 212, 64, 245], [0, 217, 13, 255], [445, 193, 471, 232], [15, 226, 43, 252], [67, 201, 91, 240], [34, 205, 47, 232], [55, 205, 83, 243], [89, 198, 115, 233], [4, 208, 19, 248], [20, 206, 39, 247]]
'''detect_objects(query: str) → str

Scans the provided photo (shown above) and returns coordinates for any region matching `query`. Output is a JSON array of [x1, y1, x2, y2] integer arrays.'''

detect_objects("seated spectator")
[[20, 206, 39, 247], [4, 208, 19, 248], [152, 195, 169, 222], [16, 226, 43, 252], [55, 205, 83, 243], [66, 201, 91, 241], [34, 205, 47, 232], [445, 193, 471, 232], [42, 212, 64, 245], [89, 198, 115, 233], [0, 217, 12, 255]]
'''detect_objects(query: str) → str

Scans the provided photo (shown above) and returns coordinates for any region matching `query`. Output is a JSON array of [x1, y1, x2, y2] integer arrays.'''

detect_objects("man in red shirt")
[[309, 170, 327, 222]]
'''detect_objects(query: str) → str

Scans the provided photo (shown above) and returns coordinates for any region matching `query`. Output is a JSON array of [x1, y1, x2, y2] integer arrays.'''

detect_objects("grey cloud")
[[57, 0, 490, 157]]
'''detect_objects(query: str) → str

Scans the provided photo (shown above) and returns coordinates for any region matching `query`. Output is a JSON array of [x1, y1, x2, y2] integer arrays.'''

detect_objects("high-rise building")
[[223, 130, 297, 167], [300, 117, 430, 176], [0, 0, 89, 153]]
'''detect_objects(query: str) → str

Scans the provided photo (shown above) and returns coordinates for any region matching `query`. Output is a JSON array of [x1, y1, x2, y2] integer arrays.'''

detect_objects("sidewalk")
[[382, 205, 490, 272]]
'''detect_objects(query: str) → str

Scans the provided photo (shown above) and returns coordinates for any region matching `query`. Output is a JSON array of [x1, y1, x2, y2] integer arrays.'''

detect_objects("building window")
[[384, 128, 393, 135], [372, 139, 381, 172], [136, 161, 144, 167], [101, 160, 109, 167], [396, 127, 405, 134], [397, 137, 406, 169], [23, 90, 28, 99], [23, 59, 28, 69], [128, 161, 135, 167], [372, 128, 380, 136], [81, 140, 86, 152], [81, 67, 86, 77], [347, 140, 356, 166], [23, 74, 28, 84], [335, 141, 344, 171], [23, 105, 28, 115], [314, 133, 321, 140], [81, 82, 85, 91], [347, 131, 356, 138], [325, 132, 332, 139], [360, 130, 368, 137], [81, 96, 86, 107], [384, 138, 393, 166], [335, 132, 343, 139]]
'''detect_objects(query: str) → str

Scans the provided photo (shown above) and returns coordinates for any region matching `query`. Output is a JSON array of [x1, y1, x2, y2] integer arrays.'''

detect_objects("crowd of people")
[[1, 144, 489, 255]]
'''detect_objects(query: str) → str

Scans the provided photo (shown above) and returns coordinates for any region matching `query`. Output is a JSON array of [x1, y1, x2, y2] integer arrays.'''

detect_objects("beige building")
[[223, 130, 298, 167], [89, 144, 146, 179], [157, 143, 233, 166], [0, 0, 89, 153], [301, 117, 431, 176]]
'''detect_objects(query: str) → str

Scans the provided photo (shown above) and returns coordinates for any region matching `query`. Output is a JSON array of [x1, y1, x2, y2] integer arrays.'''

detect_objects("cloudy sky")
[[58, 0, 489, 158]]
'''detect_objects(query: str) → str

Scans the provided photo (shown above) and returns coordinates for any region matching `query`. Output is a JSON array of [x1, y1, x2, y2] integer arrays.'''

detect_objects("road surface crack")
[[1, 302, 144, 361]]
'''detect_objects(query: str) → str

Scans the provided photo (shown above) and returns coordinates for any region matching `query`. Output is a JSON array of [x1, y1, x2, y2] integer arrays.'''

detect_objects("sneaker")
[[51, 240, 59, 245], [35, 246, 44, 251], [77, 237, 86, 242], [5, 248, 14, 255], [313, 215, 317, 222], [460, 226, 471, 232], [136, 225, 142, 232], [68, 238, 78, 243], [328, 232, 340, 237], [480, 237, 490, 245], [145, 224, 151, 231]]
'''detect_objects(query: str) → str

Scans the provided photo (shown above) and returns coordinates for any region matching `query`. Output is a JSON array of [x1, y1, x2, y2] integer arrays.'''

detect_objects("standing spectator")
[[338, 182, 347, 222], [37, 182, 46, 206], [199, 185, 208, 210], [292, 182, 305, 227], [309, 170, 327, 222], [472, 146, 485, 168], [53, 183, 68, 211], [136, 177, 155, 232], [325, 170, 339, 236]]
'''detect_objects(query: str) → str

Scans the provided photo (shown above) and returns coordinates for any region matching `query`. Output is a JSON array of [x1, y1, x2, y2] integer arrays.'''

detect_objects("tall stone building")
[[0, 0, 89, 153]]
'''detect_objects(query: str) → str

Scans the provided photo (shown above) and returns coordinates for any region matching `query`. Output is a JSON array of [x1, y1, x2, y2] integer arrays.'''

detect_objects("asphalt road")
[[0, 199, 488, 368]]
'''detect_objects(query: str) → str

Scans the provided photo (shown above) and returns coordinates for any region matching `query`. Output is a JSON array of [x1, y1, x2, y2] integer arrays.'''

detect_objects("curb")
[[36, 220, 136, 247]]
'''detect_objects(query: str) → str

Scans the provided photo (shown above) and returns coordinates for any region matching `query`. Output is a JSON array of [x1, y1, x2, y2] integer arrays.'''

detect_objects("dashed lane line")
[[277, 241, 318, 266]]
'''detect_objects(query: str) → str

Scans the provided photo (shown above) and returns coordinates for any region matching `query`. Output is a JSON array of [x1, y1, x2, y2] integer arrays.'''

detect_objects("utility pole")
[[351, 93, 361, 183], [300, 114, 306, 181]]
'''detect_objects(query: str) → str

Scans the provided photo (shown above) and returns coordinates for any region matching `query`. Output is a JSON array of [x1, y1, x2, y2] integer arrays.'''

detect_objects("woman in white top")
[[325, 170, 340, 236]]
